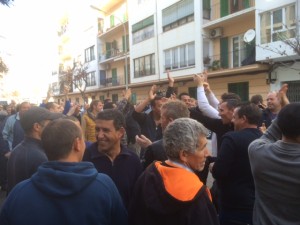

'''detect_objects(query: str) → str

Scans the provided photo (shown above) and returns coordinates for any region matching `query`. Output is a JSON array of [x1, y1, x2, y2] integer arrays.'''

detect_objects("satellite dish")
[[244, 29, 256, 43]]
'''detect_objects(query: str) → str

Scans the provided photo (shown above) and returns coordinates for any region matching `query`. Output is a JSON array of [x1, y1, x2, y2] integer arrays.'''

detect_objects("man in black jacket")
[[6, 107, 62, 194]]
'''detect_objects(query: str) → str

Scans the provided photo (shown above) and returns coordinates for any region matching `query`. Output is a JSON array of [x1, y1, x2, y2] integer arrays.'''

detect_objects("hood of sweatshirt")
[[31, 161, 98, 197], [140, 161, 209, 214]]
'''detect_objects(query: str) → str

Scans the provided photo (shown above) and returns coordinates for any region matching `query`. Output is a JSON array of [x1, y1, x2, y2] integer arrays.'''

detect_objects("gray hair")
[[163, 118, 208, 160]]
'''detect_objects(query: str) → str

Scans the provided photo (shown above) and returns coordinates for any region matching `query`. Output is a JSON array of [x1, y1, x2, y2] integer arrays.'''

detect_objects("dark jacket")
[[212, 128, 262, 213], [260, 108, 277, 128], [0, 161, 128, 225], [128, 161, 219, 225], [132, 110, 162, 142], [83, 143, 142, 209], [7, 137, 47, 194]]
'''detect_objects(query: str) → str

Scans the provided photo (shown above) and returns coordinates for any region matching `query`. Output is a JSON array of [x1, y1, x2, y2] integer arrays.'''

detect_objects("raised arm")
[[134, 85, 156, 113], [194, 74, 219, 118]]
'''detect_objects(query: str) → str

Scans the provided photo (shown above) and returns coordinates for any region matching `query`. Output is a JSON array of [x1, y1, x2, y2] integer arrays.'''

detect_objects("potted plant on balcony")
[[203, 55, 211, 65], [211, 60, 221, 71]]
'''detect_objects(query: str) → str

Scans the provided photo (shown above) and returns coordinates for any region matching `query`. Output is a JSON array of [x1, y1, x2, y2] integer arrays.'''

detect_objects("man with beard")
[[83, 109, 142, 209]]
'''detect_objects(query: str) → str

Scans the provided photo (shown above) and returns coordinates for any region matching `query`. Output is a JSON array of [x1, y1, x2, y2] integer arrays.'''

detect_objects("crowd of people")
[[0, 71, 299, 225]]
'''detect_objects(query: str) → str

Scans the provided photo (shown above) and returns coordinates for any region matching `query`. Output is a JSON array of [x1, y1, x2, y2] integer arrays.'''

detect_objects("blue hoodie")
[[0, 161, 128, 225]]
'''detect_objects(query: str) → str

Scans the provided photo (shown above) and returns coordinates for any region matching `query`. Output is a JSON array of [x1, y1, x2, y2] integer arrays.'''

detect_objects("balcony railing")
[[204, 0, 255, 21], [99, 48, 128, 62], [100, 76, 125, 87], [203, 46, 255, 71]]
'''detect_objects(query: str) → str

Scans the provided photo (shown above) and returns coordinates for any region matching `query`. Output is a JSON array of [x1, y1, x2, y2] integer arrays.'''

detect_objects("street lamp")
[[90, 5, 128, 90]]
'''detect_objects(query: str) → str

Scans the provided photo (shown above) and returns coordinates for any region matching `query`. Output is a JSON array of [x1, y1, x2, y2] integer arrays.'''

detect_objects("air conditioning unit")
[[209, 28, 223, 38]]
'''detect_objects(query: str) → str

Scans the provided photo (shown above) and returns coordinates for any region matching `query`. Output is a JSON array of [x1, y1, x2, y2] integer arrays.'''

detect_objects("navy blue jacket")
[[132, 110, 162, 142], [0, 161, 128, 225], [212, 128, 262, 213], [7, 137, 47, 194], [83, 143, 142, 209]]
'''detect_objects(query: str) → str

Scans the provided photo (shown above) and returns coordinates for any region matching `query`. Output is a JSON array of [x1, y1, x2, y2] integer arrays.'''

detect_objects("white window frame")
[[260, 4, 296, 44], [164, 42, 195, 71]]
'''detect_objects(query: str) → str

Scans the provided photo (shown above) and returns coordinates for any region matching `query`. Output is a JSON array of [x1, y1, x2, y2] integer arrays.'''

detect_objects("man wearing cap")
[[6, 106, 63, 194]]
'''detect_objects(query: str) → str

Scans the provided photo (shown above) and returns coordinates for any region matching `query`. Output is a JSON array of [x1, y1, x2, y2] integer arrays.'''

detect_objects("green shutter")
[[220, 1, 229, 17], [228, 82, 249, 102], [220, 37, 229, 68], [106, 42, 111, 58], [110, 15, 115, 27], [122, 35, 129, 52], [132, 15, 154, 33], [243, 0, 250, 8], [203, 0, 210, 10], [112, 68, 117, 85]]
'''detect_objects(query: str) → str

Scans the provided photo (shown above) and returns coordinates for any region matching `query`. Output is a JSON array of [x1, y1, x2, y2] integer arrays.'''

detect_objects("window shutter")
[[220, 37, 229, 68], [220, 1, 229, 17]]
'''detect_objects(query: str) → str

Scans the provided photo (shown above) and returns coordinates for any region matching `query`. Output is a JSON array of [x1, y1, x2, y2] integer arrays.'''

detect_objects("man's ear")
[[73, 138, 81, 153], [118, 127, 125, 138], [179, 150, 188, 163]]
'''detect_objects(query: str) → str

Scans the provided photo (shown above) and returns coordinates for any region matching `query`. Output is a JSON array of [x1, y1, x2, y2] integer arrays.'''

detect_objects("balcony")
[[100, 76, 125, 87], [99, 47, 129, 64], [204, 46, 256, 71], [203, 0, 255, 29]]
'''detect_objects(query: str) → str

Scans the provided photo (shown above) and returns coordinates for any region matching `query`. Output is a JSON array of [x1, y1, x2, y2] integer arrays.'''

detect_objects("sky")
[[0, 0, 67, 103]]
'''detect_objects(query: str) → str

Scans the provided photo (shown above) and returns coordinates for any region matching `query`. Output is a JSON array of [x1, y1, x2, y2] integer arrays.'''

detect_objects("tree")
[[0, 57, 8, 73], [0, 0, 13, 6], [59, 62, 89, 101]]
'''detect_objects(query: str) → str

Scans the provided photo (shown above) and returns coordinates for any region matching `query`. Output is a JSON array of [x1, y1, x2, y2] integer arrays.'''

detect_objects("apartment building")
[[53, 0, 298, 104], [255, 0, 300, 102]]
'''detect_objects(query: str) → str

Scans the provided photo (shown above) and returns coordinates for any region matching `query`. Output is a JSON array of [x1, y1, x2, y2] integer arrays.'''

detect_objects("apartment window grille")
[[162, 0, 194, 32], [260, 4, 296, 44], [164, 42, 195, 71]]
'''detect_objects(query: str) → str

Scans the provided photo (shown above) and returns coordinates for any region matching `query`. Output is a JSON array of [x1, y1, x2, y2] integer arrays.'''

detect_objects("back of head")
[[222, 98, 240, 111], [277, 103, 300, 139], [221, 92, 241, 102], [163, 118, 208, 160], [161, 100, 190, 120], [41, 119, 82, 161], [236, 103, 262, 125], [97, 109, 125, 130], [250, 95, 263, 105], [45, 102, 55, 110], [103, 102, 116, 110]]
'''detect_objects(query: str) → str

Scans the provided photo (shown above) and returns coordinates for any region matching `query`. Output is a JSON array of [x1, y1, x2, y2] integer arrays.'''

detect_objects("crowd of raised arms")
[[0, 70, 299, 225]]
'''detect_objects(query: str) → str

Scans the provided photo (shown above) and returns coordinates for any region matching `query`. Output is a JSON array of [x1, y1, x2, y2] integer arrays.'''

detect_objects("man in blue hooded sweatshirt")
[[0, 119, 128, 225]]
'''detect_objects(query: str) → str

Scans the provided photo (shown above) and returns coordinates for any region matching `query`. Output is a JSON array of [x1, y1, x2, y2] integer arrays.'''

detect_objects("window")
[[132, 16, 154, 44], [228, 82, 249, 102], [232, 35, 247, 68], [203, 0, 210, 19], [112, 94, 118, 103], [162, 0, 194, 32], [134, 54, 155, 78], [260, 4, 296, 44], [84, 46, 95, 62], [86, 71, 96, 87], [164, 42, 195, 71], [285, 80, 300, 102]]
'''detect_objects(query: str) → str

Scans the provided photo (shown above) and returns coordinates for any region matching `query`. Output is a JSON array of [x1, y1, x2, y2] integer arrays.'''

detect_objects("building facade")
[[52, 0, 300, 105]]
